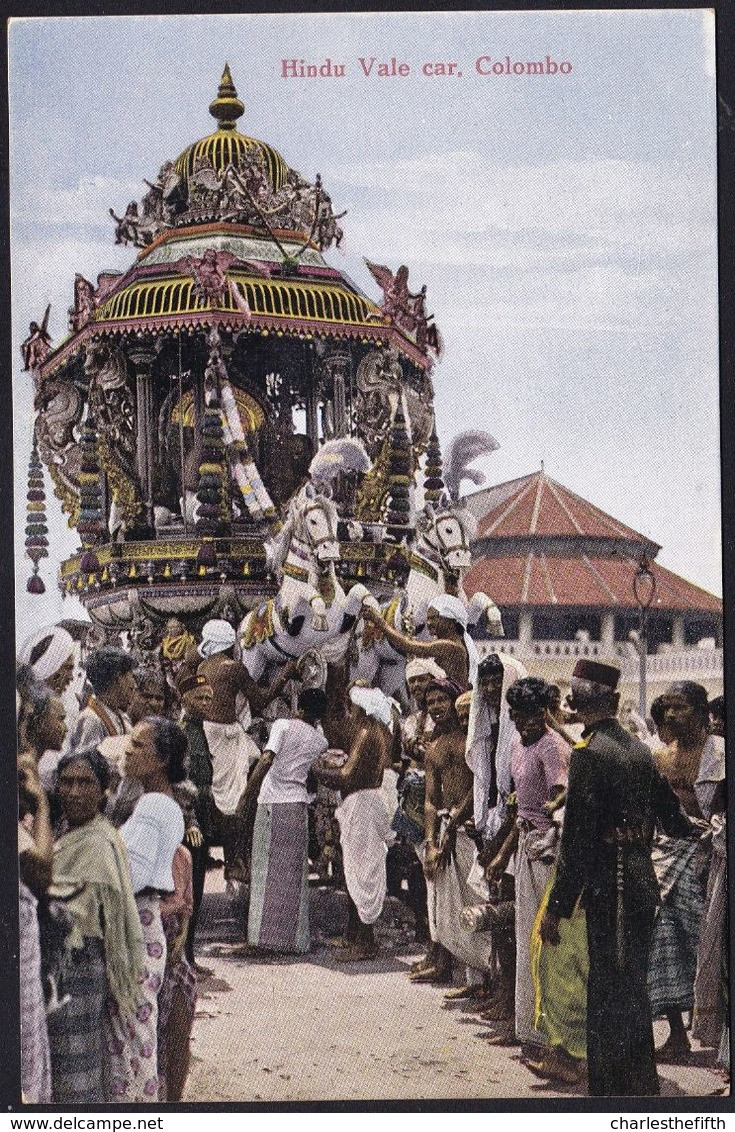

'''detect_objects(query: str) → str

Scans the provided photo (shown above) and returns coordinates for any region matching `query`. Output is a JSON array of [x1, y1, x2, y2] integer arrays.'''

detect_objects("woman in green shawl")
[[48, 747, 144, 1103]]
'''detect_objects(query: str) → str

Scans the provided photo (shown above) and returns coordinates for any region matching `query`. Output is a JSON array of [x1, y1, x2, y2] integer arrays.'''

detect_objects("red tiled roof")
[[464, 552, 722, 613], [473, 472, 658, 546]]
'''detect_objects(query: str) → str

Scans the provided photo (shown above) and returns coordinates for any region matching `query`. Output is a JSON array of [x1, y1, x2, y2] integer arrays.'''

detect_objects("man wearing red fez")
[[539, 659, 695, 1097]]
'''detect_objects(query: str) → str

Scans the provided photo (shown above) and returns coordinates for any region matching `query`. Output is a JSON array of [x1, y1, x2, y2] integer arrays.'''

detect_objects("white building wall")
[[475, 640, 724, 711]]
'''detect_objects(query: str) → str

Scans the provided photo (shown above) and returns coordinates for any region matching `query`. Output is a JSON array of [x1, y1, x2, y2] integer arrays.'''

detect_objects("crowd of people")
[[16, 600, 729, 1103]]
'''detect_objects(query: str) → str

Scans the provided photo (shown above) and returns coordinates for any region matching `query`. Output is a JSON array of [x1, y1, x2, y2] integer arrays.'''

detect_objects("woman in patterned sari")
[[157, 843, 197, 1100], [49, 748, 144, 1103], [106, 719, 186, 1102]]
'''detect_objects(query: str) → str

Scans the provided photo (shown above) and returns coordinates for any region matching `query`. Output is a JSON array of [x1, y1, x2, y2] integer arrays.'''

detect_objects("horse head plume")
[[444, 431, 499, 503], [308, 437, 371, 492]]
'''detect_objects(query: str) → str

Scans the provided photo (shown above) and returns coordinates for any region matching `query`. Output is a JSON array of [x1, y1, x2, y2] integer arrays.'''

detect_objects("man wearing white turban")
[[19, 626, 80, 787], [402, 658, 446, 764], [394, 658, 448, 956], [427, 596, 480, 688], [314, 685, 397, 961], [197, 619, 236, 660], [18, 625, 75, 695], [362, 595, 475, 690], [196, 621, 296, 882]]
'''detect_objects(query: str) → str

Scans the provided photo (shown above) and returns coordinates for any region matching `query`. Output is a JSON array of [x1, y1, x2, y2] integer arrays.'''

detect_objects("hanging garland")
[[423, 420, 445, 505], [195, 390, 228, 567], [385, 399, 413, 530], [25, 432, 49, 594]]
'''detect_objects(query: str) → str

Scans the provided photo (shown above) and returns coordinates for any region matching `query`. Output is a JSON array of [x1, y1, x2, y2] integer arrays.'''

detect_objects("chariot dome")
[[23, 66, 445, 649]]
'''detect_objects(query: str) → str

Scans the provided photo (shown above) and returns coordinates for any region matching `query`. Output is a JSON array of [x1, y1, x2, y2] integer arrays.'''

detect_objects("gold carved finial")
[[209, 63, 244, 131]]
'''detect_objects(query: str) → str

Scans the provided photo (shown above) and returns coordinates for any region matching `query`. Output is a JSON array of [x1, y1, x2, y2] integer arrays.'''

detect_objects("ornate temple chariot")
[[23, 65, 500, 675]]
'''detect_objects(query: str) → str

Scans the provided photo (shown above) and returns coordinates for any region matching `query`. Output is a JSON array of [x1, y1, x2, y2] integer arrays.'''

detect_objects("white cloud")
[[11, 175, 144, 228], [328, 153, 715, 259]]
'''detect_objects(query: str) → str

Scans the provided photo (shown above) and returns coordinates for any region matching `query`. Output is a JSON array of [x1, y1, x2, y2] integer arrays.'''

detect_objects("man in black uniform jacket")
[[539, 659, 694, 1096]]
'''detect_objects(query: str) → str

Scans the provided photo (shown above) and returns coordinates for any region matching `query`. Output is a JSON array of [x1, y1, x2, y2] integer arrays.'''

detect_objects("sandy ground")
[[182, 867, 727, 1104]]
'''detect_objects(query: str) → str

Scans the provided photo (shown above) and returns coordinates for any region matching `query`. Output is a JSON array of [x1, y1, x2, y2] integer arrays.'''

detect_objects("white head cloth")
[[405, 658, 447, 682], [350, 685, 394, 730], [428, 595, 479, 688], [694, 733, 726, 820], [465, 652, 528, 837], [198, 619, 237, 659], [18, 625, 75, 683]]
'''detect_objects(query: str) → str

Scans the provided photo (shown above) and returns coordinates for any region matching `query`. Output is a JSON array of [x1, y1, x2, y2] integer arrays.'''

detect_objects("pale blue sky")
[[9, 10, 721, 631]]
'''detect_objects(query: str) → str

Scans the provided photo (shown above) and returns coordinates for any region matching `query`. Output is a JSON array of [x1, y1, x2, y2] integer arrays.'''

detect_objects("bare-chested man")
[[195, 619, 296, 880], [415, 679, 492, 994], [649, 681, 712, 1061], [394, 658, 447, 955], [196, 620, 296, 726], [313, 685, 395, 962], [402, 658, 445, 767], [362, 594, 476, 690]]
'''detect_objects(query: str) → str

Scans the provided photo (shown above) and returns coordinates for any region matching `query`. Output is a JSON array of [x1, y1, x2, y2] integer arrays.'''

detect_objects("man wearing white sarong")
[[314, 686, 396, 961], [422, 679, 493, 996], [486, 677, 570, 1049], [197, 619, 295, 880]]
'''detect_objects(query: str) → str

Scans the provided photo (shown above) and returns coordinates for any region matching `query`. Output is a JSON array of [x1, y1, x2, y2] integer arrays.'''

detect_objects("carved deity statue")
[[69, 275, 96, 333], [21, 305, 52, 371], [365, 262, 442, 356], [84, 341, 140, 529]]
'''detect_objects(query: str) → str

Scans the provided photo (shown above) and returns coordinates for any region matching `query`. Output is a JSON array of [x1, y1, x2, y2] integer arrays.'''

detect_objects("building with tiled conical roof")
[[463, 471, 722, 702]]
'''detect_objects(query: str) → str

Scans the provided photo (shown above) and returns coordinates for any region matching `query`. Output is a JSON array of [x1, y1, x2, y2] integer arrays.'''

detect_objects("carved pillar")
[[601, 611, 615, 649], [130, 348, 155, 529], [322, 352, 350, 438], [305, 351, 320, 445], [671, 614, 685, 649], [518, 610, 533, 647]]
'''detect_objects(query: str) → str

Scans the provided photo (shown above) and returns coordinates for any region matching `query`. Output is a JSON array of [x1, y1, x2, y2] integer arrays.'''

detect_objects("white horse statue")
[[238, 441, 378, 680], [402, 499, 503, 634], [353, 431, 504, 699]]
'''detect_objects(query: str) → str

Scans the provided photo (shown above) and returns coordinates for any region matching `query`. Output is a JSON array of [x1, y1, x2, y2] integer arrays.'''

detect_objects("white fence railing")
[[476, 640, 723, 686]]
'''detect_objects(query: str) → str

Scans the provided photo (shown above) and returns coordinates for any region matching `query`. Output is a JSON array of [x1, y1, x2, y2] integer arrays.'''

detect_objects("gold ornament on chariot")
[[171, 388, 265, 433]]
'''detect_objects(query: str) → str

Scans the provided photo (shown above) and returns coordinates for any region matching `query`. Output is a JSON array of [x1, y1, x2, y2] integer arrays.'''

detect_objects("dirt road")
[[183, 873, 726, 1104]]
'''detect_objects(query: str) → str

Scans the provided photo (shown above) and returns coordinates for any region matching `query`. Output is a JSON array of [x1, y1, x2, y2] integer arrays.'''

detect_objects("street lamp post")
[[632, 556, 657, 718]]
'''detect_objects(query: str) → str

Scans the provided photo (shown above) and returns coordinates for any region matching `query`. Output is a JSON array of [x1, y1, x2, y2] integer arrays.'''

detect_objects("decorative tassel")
[[196, 392, 229, 536], [196, 541, 217, 571], [25, 434, 48, 594], [423, 420, 445, 504], [385, 400, 413, 529], [77, 415, 105, 545]]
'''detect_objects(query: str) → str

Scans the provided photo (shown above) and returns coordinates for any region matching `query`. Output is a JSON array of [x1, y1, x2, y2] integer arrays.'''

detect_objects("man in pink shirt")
[[486, 677, 570, 1051]]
